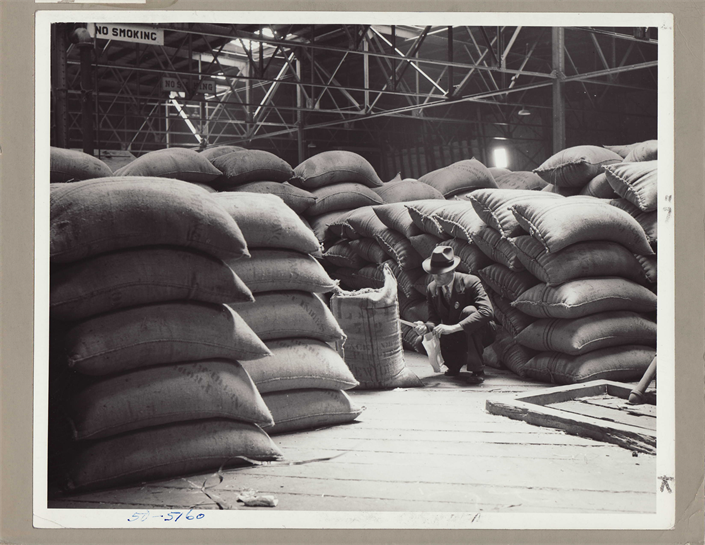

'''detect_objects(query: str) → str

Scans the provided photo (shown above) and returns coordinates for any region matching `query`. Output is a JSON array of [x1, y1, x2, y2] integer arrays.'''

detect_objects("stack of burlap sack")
[[48, 146, 363, 494]]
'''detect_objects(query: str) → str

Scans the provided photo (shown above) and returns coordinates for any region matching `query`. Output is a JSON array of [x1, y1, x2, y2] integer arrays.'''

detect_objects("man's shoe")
[[444, 369, 460, 377]]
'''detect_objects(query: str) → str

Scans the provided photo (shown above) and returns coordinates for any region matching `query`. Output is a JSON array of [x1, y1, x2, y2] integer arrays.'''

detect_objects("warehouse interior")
[[47, 22, 661, 516]]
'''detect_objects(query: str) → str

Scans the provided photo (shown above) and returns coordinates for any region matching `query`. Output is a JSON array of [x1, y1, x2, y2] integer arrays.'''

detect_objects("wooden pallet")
[[486, 380, 656, 454]]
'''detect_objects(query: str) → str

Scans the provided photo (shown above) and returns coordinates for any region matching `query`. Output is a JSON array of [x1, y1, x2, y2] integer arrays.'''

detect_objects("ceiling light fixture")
[[518, 106, 531, 116]]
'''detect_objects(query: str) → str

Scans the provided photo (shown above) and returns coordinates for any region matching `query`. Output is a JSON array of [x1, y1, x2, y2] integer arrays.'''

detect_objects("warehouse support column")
[[552, 26, 566, 153], [71, 28, 95, 155], [52, 24, 68, 149], [296, 57, 305, 164]]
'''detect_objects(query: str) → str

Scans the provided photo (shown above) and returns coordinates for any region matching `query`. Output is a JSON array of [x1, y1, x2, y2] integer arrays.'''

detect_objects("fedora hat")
[[423, 246, 461, 274]]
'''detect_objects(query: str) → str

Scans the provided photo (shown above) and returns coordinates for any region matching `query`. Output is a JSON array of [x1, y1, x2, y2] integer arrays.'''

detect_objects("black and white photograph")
[[34, 10, 675, 530]]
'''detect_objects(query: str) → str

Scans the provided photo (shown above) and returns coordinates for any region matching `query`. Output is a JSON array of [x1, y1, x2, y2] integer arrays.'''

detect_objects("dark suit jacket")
[[424, 272, 495, 372]]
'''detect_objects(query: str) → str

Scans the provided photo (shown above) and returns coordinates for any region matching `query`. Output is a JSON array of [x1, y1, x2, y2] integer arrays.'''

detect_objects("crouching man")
[[414, 246, 496, 383]]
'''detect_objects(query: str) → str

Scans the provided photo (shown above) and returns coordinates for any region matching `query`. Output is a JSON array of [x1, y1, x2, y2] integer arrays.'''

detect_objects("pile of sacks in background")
[[48, 145, 365, 493]]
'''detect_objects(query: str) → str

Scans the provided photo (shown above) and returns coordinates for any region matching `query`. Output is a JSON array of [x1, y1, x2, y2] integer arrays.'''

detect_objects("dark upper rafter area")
[[55, 22, 658, 169]]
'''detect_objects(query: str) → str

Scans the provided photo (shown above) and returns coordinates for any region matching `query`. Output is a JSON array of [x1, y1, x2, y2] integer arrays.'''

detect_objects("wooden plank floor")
[[48, 352, 657, 513]]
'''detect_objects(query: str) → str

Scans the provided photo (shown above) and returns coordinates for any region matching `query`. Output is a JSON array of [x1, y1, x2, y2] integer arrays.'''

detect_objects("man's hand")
[[433, 324, 462, 337], [413, 321, 428, 335]]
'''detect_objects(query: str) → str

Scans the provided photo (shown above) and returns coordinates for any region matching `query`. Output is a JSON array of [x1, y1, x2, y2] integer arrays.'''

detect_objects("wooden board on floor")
[[486, 380, 657, 454]]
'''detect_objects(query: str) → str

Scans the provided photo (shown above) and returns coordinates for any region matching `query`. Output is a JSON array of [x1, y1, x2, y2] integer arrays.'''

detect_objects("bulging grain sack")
[[230, 181, 317, 215], [389, 262, 426, 298], [50, 178, 249, 263], [329, 265, 423, 389], [522, 346, 656, 385], [306, 183, 384, 217], [468, 189, 562, 237], [604, 160, 658, 212], [512, 277, 658, 319], [400, 322, 426, 354], [431, 201, 486, 241], [64, 419, 283, 492], [624, 140, 657, 162], [634, 254, 657, 284], [512, 236, 652, 286], [309, 209, 355, 244], [65, 302, 271, 376], [477, 263, 540, 301], [487, 292, 536, 337], [374, 230, 424, 271], [211, 149, 296, 188], [294, 150, 383, 189], [50, 247, 254, 321], [515, 311, 657, 356], [610, 198, 657, 246], [323, 241, 369, 269], [240, 339, 358, 393], [471, 226, 525, 271], [578, 172, 617, 198], [603, 143, 637, 159], [509, 197, 655, 255], [348, 237, 389, 264], [227, 249, 337, 294], [373, 180, 444, 202], [262, 389, 364, 435], [500, 335, 537, 377], [418, 159, 497, 197], [113, 147, 222, 183], [50, 147, 113, 183], [540, 183, 582, 196], [199, 145, 246, 162], [533, 145, 623, 187], [373, 203, 422, 238], [213, 192, 321, 254], [445, 238, 493, 274], [67, 360, 274, 441], [408, 233, 444, 259], [230, 291, 346, 343], [336, 206, 388, 239], [405, 200, 452, 238], [492, 170, 548, 191]]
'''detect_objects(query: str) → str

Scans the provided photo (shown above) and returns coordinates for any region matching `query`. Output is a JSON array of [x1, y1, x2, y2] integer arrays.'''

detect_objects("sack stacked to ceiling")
[[49, 175, 284, 492], [216, 191, 362, 434]]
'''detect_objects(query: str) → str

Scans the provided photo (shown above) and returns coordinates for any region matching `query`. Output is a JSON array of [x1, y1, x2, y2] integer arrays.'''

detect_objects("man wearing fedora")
[[414, 246, 496, 382]]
